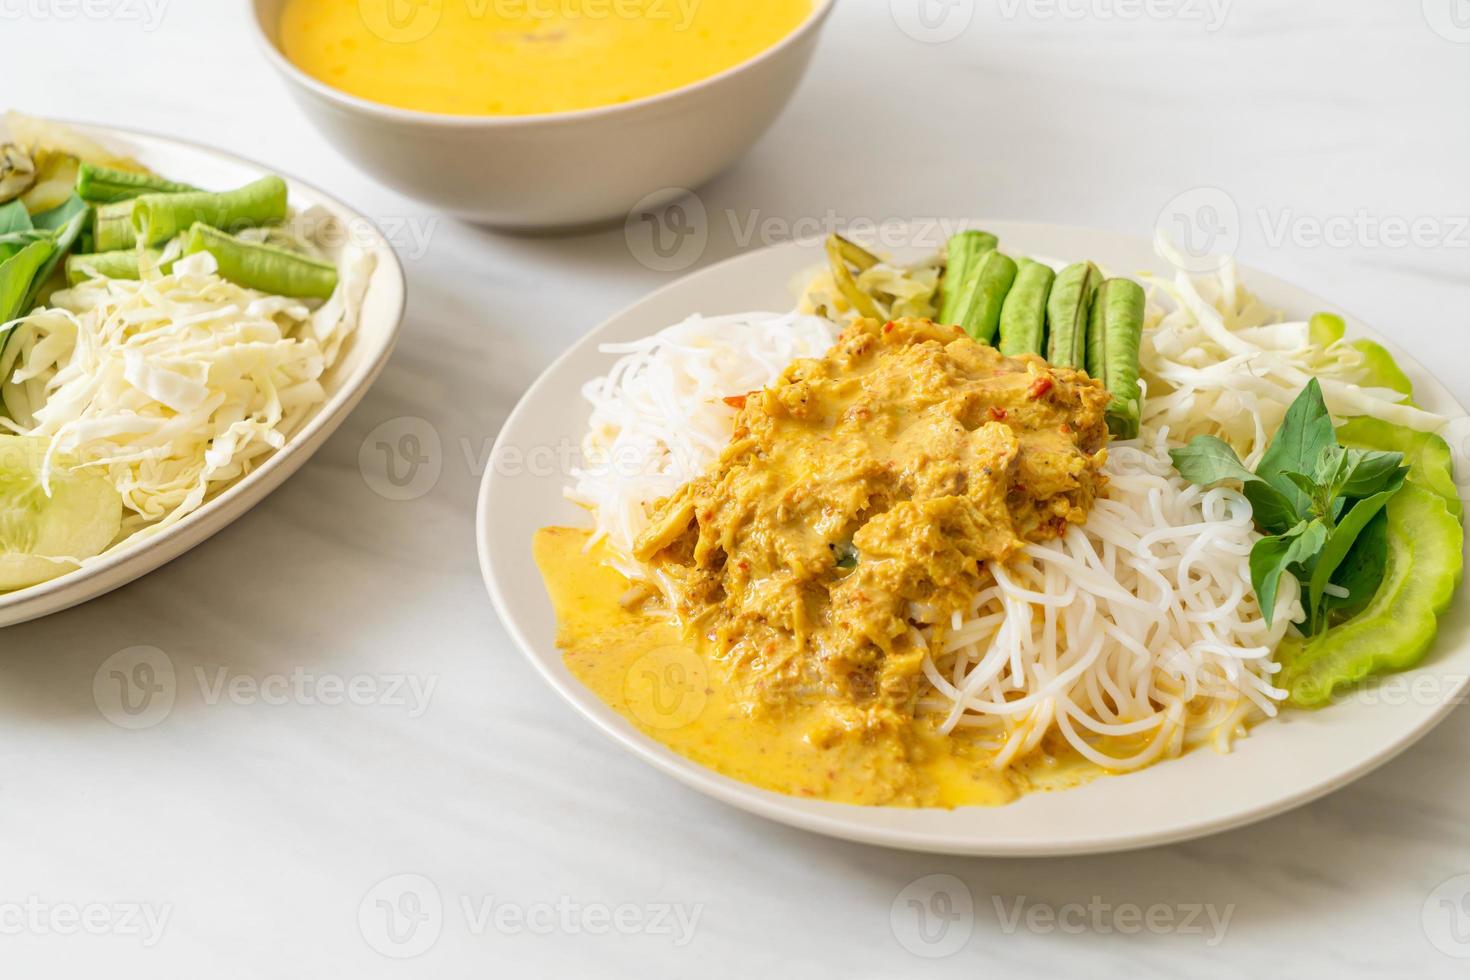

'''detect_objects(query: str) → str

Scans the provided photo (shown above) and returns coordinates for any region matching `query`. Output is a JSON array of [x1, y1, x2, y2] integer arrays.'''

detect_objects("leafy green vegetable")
[[1276, 484, 1462, 706], [1338, 417, 1461, 519], [1169, 380, 1415, 632], [0, 240, 56, 325]]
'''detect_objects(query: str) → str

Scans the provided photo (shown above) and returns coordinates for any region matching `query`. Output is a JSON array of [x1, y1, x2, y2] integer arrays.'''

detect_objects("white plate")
[[477, 223, 1469, 855], [0, 123, 406, 627]]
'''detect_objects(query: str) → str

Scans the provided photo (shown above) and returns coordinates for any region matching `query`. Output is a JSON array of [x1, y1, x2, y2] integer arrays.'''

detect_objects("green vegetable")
[[0, 200, 32, 236], [0, 241, 56, 326], [0, 436, 123, 591], [66, 249, 164, 284], [1170, 380, 1416, 631], [130, 176, 288, 247], [75, 163, 197, 203], [998, 258, 1054, 358], [93, 200, 137, 252], [1276, 483, 1462, 706], [1337, 417, 1461, 519], [1309, 312, 1415, 399], [1085, 277, 1145, 439], [939, 231, 998, 325], [1045, 261, 1101, 369], [824, 234, 882, 320], [182, 224, 338, 300], [20, 199, 88, 314], [951, 250, 1017, 344]]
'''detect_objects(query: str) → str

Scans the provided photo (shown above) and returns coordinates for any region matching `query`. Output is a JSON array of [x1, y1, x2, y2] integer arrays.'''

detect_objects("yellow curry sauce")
[[280, 0, 815, 117], [540, 318, 1116, 807]]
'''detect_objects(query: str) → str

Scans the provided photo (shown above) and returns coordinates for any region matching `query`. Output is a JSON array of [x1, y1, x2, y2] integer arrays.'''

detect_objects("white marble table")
[[6, 1, 1470, 975]]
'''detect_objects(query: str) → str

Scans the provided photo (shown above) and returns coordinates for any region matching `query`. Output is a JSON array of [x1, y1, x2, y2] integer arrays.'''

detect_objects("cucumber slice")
[[0, 436, 122, 591], [1276, 483, 1463, 706]]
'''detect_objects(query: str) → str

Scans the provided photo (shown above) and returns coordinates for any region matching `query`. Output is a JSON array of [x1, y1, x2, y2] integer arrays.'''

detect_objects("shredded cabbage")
[[1139, 238, 1445, 465], [0, 242, 375, 545]]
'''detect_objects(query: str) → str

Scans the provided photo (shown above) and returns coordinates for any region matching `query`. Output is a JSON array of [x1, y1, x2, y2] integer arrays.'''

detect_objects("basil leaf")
[[1339, 449, 1406, 498], [1250, 519, 1328, 625], [1242, 480, 1301, 535], [1169, 436, 1256, 486], [1282, 471, 1323, 510], [1307, 487, 1400, 629], [1257, 379, 1335, 514], [1324, 507, 1389, 620]]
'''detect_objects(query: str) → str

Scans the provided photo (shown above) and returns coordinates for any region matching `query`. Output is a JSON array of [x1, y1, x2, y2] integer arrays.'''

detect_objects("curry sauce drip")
[[633, 318, 1113, 739]]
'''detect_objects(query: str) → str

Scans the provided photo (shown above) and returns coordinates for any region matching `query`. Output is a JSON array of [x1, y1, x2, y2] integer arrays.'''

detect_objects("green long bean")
[[998, 258, 1055, 358], [66, 249, 164, 284], [93, 201, 138, 252], [131, 177, 287, 247], [1045, 261, 1102, 369], [182, 223, 337, 299], [1086, 277, 1145, 438], [939, 231, 999, 326], [76, 163, 197, 203], [951, 250, 1017, 344]]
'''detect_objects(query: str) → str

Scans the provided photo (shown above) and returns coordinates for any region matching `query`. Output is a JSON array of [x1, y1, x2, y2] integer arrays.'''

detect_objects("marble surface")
[[7, 0, 1470, 975]]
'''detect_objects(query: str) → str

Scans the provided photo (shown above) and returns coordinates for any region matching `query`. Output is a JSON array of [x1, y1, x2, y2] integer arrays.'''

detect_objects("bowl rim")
[[247, 0, 838, 129], [0, 119, 407, 621]]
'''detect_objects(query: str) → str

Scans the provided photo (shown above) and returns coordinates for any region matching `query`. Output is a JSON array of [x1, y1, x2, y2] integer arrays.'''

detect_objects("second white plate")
[[478, 223, 1469, 855]]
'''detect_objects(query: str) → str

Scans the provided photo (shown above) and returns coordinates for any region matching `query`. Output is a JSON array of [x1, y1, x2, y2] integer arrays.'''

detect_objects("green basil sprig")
[[1169, 379, 1408, 633]]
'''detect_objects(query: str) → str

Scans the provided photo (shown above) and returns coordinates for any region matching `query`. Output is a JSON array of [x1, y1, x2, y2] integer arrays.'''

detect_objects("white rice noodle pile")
[[567, 311, 838, 578], [1140, 239, 1443, 464], [918, 435, 1298, 771]]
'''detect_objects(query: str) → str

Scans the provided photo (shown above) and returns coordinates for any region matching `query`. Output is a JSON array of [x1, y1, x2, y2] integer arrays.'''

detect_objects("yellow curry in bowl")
[[538, 319, 1131, 807], [279, 0, 816, 117]]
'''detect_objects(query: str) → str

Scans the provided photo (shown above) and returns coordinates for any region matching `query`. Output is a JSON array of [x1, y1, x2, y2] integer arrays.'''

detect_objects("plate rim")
[[0, 120, 408, 626], [477, 222, 1469, 855]]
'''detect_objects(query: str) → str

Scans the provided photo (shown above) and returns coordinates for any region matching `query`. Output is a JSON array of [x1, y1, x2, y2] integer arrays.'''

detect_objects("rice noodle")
[[567, 311, 837, 579], [917, 433, 1296, 770]]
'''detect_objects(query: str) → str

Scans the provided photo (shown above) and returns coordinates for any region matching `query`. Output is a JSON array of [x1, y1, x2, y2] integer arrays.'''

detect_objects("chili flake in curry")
[[631, 317, 1112, 745]]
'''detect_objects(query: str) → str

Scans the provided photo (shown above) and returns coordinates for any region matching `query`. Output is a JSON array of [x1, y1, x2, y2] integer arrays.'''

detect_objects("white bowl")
[[477, 223, 1470, 855], [0, 123, 406, 628], [248, 0, 836, 230]]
